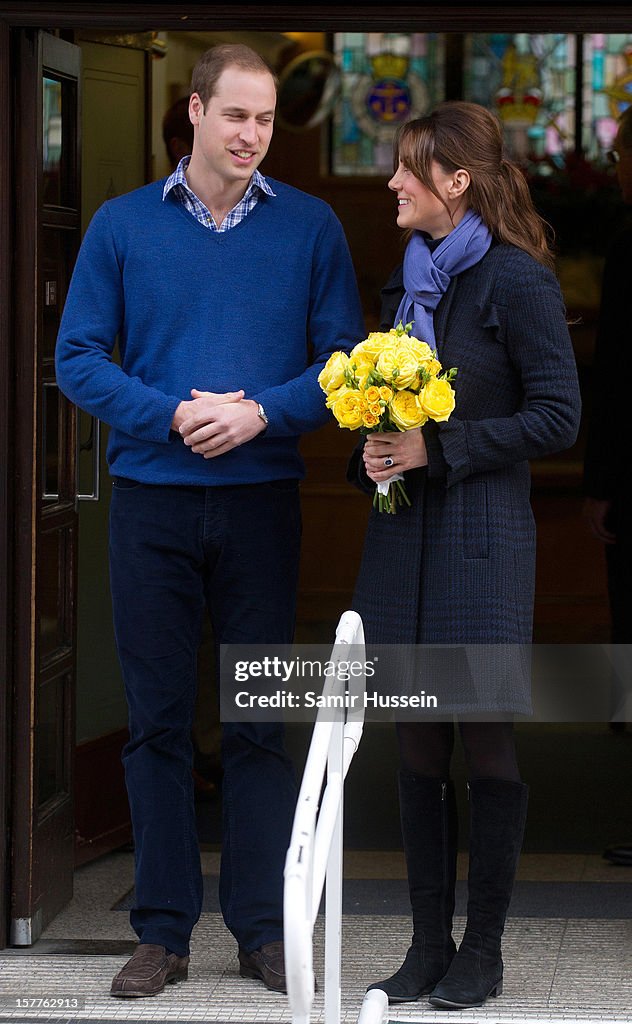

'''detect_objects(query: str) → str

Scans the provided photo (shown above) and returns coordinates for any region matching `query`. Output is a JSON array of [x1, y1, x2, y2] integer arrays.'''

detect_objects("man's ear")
[[189, 93, 203, 126]]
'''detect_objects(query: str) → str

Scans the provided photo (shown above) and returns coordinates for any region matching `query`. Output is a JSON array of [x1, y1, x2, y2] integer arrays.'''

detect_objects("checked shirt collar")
[[162, 155, 275, 232]]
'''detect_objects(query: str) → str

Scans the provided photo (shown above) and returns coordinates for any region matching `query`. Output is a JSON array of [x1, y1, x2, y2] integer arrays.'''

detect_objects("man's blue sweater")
[[56, 178, 364, 485]]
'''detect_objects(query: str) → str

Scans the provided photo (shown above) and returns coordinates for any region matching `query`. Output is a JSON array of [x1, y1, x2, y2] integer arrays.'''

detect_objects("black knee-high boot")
[[368, 773, 458, 1003], [429, 778, 529, 1010]]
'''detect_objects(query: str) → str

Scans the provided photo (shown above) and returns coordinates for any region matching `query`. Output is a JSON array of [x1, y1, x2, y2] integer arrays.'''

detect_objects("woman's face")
[[388, 158, 467, 238]]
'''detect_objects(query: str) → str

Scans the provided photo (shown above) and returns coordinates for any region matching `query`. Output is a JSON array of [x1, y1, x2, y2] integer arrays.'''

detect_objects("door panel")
[[11, 30, 81, 945], [73, 38, 148, 863], [0, 18, 12, 953]]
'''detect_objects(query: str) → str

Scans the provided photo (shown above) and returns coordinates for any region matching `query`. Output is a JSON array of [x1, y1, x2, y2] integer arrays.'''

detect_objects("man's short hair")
[[190, 43, 278, 109]]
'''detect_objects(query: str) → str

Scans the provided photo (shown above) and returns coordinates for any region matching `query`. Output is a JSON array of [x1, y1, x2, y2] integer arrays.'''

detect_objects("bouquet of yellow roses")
[[318, 322, 457, 513]]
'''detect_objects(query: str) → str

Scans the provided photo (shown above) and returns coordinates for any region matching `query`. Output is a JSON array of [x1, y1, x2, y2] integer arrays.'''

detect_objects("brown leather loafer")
[[238, 940, 286, 993], [110, 943, 189, 998]]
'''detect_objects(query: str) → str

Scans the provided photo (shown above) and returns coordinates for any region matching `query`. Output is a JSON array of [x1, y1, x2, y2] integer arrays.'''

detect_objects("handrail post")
[[324, 707, 344, 1024], [284, 611, 365, 1024]]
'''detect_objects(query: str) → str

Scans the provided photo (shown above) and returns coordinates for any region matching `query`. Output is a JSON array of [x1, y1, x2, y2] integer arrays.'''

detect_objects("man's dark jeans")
[[109, 478, 301, 957]]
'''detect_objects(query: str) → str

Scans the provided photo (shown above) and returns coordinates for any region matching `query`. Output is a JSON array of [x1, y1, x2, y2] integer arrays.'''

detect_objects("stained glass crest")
[[332, 33, 445, 176]]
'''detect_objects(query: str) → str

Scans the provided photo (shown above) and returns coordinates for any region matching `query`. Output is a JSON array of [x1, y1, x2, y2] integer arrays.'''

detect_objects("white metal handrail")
[[284, 610, 366, 1024]]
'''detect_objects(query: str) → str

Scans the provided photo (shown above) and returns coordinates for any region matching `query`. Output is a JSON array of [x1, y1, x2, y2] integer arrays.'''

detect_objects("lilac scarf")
[[394, 208, 492, 346]]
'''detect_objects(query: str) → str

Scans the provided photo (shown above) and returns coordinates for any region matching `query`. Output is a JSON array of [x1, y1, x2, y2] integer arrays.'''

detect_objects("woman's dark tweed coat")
[[349, 243, 581, 713]]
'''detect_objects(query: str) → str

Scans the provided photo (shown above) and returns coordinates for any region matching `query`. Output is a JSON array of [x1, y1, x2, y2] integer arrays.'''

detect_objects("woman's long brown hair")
[[396, 101, 554, 270]]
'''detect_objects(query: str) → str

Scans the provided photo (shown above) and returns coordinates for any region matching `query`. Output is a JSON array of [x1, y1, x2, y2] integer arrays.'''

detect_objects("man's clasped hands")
[[171, 388, 266, 459]]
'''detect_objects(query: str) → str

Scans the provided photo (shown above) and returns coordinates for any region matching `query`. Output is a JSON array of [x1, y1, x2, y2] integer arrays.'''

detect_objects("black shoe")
[[368, 938, 454, 1003], [238, 941, 286, 993], [604, 841, 632, 866], [428, 930, 502, 1009]]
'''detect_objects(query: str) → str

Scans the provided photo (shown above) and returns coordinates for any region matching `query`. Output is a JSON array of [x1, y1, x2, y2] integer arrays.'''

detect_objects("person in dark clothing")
[[162, 95, 195, 171], [583, 104, 632, 863], [349, 102, 581, 1009]]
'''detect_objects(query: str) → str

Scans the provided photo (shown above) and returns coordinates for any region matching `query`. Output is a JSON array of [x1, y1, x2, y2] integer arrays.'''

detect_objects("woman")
[[349, 102, 581, 1010]]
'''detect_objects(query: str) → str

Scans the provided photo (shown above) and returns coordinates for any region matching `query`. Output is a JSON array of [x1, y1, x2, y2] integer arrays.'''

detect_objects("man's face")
[[189, 66, 276, 189], [613, 127, 632, 205]]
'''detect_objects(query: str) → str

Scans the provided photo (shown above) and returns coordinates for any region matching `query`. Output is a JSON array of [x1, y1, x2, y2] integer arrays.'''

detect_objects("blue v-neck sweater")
[[56, 178, 364, 485]]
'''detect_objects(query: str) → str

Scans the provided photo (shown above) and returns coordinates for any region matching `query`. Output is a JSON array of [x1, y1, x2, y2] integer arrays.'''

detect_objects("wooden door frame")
[[0, 0, 631, 948], [0, 18, 13, 953], [9, 28, 81, 946], [1, 2, 632, 33], [12, 26, 43, 946]]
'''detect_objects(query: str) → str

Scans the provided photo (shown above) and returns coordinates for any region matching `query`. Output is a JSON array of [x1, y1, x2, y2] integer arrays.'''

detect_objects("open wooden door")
[[11, 30, 81, 945]]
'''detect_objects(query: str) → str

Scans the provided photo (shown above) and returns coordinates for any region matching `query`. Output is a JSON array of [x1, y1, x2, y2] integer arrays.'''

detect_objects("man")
[[583, 105, 632, 863], [160, 94, 221, 799], [56, 43, 364, 997]]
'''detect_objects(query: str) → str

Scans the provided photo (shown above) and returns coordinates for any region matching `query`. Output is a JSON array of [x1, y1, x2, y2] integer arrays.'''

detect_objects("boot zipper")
[[440, 781, 448, 965]]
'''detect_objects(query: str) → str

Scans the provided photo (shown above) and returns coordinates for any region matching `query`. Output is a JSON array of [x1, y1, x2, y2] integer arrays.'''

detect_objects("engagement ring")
[[383, 456, 394, 468]]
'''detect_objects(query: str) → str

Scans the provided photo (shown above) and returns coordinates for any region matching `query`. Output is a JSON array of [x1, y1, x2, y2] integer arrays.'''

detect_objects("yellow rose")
[[368, 402, 383, 417], [351, 332, 394, 361], [350, 355, 374, 389], [349, 341, 372, 362], [379, 385, 393, 402], [331, 389, 366, 430], [377, 340, 421, 390], [318, 351, 349, 393], [325, 384, 349, 409], [365, 385, 381, 405], [420, 357, 443, 377], [392, 340, 424, 390], [419, 378, 456, 422], [389, 390, 428, 430], [407, 337, 434, 363], [375, 343, 399, 383], [362, 410, 380, 428]]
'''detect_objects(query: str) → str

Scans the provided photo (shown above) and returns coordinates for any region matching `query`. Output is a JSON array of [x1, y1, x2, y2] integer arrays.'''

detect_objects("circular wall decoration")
[[276, 51, 341, 132]]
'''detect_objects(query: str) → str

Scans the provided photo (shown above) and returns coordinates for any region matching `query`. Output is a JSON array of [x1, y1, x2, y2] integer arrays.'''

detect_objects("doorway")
[[72, 34, 148, 867], [2, 7, 630, 950]]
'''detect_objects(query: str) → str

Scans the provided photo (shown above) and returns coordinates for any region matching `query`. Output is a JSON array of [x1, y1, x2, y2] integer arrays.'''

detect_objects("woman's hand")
[[363, 429, 428, 483]]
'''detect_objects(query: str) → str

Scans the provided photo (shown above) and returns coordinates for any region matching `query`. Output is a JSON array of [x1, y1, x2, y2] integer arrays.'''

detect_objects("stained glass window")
[[463, 32, 632, 169], [461, 33, 632, 256], [332, 32, 445, 176], [463, 34, 576, 169], [330, 32, 632, 177], [584, 34, 632, 160]]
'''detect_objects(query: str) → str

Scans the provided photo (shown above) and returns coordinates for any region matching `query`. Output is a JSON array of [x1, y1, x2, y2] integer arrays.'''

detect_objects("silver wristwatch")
[[257, 403, 269, 427]]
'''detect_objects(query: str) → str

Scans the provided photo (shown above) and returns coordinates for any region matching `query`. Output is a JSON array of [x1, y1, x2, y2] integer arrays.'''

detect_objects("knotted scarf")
[[394, 208, 492, 346]]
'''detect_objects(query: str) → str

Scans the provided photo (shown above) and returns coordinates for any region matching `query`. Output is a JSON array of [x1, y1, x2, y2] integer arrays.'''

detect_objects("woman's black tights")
[[396, 720, 521, 782]]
